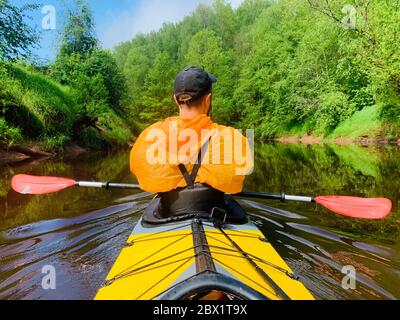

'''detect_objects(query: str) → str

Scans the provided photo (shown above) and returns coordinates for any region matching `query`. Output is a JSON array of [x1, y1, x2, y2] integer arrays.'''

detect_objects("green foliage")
[[122, 45, 153, 120], [113, 0, 399, 138], [235, 0, 271, 28], [58, 0, 98, 56], [0, 117, 22, 146], [0, 0, 39, 60], [48, 52, 82, 85], [211, 0, 236, 49], [141, 52, 176, 121], [1, 0, 399, 152], [0, 61, 19, 108], [330, 105, 382, 139], [186, 30, 223, 71], [83, 51, 127, 114], [51, 0, 127, 117], [315, 92, 353, 134], [1, 63, 75, 139], [49, 48, 132, 146], [301, 0, 400, 127], [42, 135, 71, 152], [51, 50, 127, 114], [0, 0, 133, 152], [0, 62, 133, 151], [71, 72, 109, 117], [97, 111, 134, 147]]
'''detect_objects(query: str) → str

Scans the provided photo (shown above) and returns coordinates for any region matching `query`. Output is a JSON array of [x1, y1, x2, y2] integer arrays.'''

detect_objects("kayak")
[[95, 197, 314, 301]]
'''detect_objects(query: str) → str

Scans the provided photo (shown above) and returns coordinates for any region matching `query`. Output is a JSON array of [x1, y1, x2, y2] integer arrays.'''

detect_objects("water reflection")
[[0, 144, 399, 300], [0, 152, 135, 231]]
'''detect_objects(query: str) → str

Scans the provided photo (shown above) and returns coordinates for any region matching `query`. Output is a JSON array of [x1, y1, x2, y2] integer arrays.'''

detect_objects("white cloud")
[[98, 0, 243, 49]]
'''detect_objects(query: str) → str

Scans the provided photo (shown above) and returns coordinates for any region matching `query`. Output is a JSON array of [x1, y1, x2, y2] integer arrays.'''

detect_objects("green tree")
[[112, 0, 400, 138], [58, 0, 98, 56], [212, 0, 237, 49], [0, 0, 39, 60], [51, 0, 98, 84], [49, 52, 82, 85], [185, 29, 223, 72], [123, 45, 152, 118], [141, 52, 176, 121], [82, 51, 127, 114], [51, 0, 126, 115], [114, 40, 134, 70], [235, 0, 271, 29], [177, 4, 215, 61], [307, 0, 400, 119]]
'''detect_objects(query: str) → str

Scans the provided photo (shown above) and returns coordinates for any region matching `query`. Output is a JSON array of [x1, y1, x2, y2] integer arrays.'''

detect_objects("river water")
[[0, 143, 399, 300]]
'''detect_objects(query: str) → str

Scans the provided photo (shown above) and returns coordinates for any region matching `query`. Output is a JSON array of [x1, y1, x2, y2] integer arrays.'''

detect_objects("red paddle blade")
[[315, 196, 392, 220], [11, 175, 77, 195]]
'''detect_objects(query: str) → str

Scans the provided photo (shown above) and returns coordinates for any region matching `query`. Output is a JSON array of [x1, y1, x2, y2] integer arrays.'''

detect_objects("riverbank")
[[1, 64, 398, 160], [0, 63, 135, 157], [277, 134, 400, 146], [276, 105, 400, 146], [0, 143, 95, 166]]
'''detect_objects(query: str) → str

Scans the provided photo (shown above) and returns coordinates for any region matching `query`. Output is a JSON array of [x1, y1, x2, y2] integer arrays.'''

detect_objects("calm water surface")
[[0, 143, 399, 300]]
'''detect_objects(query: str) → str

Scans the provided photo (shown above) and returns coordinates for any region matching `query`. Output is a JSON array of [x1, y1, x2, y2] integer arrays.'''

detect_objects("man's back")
[[130, 114, 253, 194]]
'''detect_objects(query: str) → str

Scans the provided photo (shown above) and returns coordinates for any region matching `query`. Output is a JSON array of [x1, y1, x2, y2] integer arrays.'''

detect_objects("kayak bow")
[[95, 205, 314, 301]]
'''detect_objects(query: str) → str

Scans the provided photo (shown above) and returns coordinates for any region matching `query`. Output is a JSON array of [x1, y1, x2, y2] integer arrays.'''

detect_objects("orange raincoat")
[[130, 115, 253, 194]]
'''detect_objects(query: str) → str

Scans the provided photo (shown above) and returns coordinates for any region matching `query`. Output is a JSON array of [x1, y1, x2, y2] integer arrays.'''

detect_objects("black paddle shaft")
[[237, 192, 285, 201], [237, 192, 315, 203]]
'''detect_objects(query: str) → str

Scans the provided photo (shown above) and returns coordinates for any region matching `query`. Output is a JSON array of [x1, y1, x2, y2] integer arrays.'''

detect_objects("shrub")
[[315, 92, 353, 134], [50, 50, 127, 115], [43, 135, 71, 152], [0, 117, 23, 146]]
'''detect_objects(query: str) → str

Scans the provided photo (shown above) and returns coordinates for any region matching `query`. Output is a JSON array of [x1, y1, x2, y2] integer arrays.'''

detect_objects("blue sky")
[[10, 0, 243, 62]]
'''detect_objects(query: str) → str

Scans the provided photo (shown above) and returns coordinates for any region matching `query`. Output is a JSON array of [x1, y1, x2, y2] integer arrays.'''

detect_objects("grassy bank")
[[329, 106, 400, 144], [276, 105, 400, 145], [0, 62, 134, 154]]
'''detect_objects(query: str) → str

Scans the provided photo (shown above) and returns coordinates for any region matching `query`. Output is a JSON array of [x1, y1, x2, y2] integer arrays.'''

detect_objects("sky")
[[10, 0, 244, 62]]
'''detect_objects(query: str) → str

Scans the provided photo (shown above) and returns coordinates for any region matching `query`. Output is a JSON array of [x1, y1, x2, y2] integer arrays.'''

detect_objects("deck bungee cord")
[[98, 217, 301, 300]]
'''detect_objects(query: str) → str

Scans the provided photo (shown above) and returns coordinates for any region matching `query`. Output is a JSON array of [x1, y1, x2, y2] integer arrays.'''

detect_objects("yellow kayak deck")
[[95, 217, 314, 300]]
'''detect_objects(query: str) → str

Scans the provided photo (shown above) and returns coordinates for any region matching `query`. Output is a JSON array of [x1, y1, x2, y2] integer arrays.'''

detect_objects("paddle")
[[11, 175, 392, 220], [237, 192, 392, 220], [10, 175, 140, 195]]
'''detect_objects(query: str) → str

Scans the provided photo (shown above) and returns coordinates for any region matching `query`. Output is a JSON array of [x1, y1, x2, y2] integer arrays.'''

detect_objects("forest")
[[1, 0, 399, 154]]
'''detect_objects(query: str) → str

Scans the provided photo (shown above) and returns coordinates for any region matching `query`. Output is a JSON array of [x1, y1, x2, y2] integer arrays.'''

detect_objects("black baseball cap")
[[174, 66, 217, 103]]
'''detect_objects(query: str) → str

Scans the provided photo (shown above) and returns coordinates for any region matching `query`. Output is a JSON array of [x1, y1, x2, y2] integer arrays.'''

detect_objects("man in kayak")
[[130, 66, 253, 222]]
